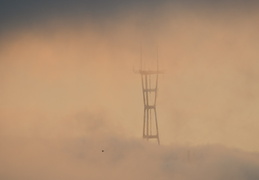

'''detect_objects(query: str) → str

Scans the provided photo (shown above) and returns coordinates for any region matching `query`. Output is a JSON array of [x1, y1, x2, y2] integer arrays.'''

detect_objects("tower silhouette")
[[137, 51, 162, 145]]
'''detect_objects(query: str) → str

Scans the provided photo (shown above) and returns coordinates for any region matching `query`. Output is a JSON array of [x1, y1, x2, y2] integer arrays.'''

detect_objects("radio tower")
[[137, 49, 163, 145]]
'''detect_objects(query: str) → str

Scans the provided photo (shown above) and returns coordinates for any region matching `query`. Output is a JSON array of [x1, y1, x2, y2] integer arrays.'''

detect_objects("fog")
[[1, 135, 259, 180], [1, 3, 259, 179]]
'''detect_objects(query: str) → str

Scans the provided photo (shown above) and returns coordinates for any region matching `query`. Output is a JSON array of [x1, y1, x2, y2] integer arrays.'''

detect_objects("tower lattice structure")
[[137, 59, 162, 145]]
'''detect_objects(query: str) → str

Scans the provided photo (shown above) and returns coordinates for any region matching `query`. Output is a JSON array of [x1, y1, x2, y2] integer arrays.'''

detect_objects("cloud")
[[1, 3, 259, 179], [1, 0, 259, 34], [1, 134, 259, 180], [1, 5, 259, 151]]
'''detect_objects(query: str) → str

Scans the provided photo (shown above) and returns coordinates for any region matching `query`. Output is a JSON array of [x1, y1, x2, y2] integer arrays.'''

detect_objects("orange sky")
[[1, 5, 259, 153]]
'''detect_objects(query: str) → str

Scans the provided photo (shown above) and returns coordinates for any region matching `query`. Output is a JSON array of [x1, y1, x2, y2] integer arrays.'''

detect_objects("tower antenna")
[[136, 46, 163, 145]]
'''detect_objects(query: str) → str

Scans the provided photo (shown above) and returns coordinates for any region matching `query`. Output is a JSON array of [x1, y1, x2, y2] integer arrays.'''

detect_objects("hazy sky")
[[0, 0, 259, 30], [1, 1, 259, 179]]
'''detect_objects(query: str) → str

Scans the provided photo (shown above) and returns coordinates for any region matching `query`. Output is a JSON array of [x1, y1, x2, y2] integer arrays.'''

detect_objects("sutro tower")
[[137, 51, 163, 145]]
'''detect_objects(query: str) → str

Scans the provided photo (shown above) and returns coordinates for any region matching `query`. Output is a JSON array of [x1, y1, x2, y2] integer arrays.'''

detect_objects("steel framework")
[[137, 60, 162, 145]]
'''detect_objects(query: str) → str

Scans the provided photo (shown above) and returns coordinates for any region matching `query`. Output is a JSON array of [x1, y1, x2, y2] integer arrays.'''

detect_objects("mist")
[[1, 2, 259, 179]]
